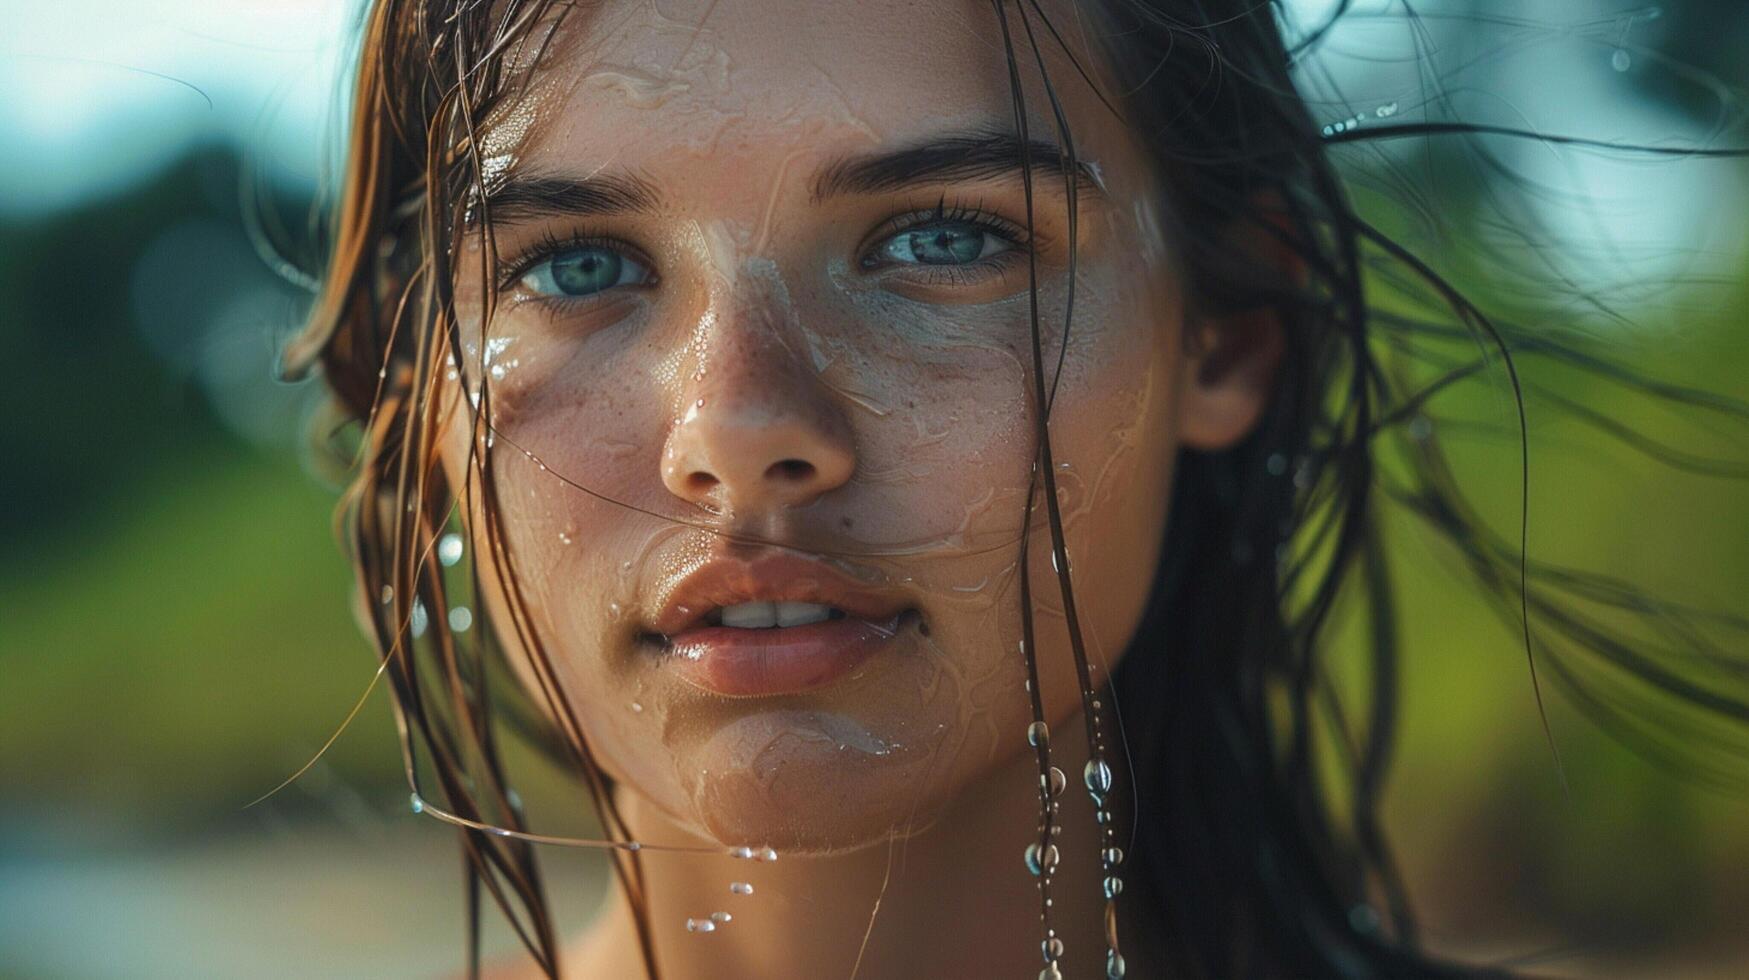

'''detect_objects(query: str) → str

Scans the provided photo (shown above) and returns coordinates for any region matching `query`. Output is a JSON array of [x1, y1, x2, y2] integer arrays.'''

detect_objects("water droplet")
[[490, 363, 507, 380], [409, 794, 425, 814], [685, 918, 716, 934], [1102, 846, 1125, 866], [1106, 950, 1127, 978], [1024, 842, 1060, 876], [1085, 759, 1114, 796], [1039, 963, 1063, 980], [1611, 48, 1631, 72], [380, 585, 394, 605], [448, 606, 473, 632], [1042, 767, 1067, 798], [1103, 876, 1124, 898], [1026, 721, 1050, 748], [730, 881, 753, 896], [1408, 415, 1433, 442], [609, 601, 622, 620], [758, 847, 778, 862], [410, 601, 429, 639], [558, 531, 573, 545], [730, 846, 754, 859], [711, 911, 731, 924], [1042, 936, 1065, 961], [626, 842, 642, 852]]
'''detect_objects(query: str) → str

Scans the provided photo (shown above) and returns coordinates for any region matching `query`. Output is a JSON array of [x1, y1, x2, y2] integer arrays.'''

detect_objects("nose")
[[661, 319, 855, 515]]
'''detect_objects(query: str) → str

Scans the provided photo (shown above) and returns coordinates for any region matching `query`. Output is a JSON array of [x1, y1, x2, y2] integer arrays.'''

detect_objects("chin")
[[667, 706, 962, 854]]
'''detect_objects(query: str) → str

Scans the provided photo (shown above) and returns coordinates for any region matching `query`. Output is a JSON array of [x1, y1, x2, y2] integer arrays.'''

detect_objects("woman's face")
[[440, 0, 1221, 852]]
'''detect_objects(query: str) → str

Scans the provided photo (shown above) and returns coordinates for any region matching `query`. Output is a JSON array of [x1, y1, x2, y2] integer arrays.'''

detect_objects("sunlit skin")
[[434, 0, 1280, 976]]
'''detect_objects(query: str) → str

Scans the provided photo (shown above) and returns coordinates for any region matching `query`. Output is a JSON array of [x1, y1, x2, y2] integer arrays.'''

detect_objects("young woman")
[[283, 0, 1747, 976]]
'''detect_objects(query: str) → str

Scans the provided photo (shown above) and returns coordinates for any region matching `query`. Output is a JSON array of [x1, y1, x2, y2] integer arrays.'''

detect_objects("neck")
[[570, 713, 1116, 980]]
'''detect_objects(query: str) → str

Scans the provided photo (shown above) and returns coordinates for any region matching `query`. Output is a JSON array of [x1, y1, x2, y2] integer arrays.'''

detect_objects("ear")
[[1177, 305, 1285, 450], [1177, 207, 1295, 451]]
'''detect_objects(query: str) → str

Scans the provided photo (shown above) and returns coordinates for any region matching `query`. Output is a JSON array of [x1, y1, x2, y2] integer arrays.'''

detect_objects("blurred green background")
[[1, 0, 1746, 977]]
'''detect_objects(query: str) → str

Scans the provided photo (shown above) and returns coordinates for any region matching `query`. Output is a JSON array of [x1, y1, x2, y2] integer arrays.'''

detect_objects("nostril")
[[766, 458, 816, 483], [686, 471, 720, 493]]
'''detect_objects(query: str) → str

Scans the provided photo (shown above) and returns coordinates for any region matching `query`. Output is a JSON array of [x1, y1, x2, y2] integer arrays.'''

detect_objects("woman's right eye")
[[519, 244, 653, 298]]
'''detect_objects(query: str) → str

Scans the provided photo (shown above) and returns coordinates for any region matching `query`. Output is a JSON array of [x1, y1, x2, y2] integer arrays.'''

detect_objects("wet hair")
[[282, 1, 1749, 977]]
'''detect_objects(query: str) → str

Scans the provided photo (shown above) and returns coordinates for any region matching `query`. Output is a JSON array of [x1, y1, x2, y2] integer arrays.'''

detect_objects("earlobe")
[[1177, 305, 1286, 450]]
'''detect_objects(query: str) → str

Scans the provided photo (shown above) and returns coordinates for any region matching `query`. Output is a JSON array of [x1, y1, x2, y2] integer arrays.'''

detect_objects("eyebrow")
[[470, 131, 1100, 225], [812, 131, 1103, 200], [471, 170, 663, 225]]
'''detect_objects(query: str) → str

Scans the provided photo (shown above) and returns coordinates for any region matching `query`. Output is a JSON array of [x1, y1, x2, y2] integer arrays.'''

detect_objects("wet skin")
[[439, 0, 1279, 976]]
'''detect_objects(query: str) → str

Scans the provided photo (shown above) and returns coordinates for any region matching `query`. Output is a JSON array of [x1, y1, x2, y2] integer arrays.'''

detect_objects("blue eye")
[[520, 244, 652, 297], [872, 220, 1014, 267]]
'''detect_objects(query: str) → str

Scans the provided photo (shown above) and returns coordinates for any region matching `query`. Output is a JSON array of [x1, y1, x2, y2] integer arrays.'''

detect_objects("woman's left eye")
[[869, 220, 1015, 268], [519, 243, 652, 298]]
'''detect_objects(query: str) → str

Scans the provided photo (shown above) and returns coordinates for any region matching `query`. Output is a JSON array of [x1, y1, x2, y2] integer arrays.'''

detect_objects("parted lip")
[[647, 551, 912, 638]]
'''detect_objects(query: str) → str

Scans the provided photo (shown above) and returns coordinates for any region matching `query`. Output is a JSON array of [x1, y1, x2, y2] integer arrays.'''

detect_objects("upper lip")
[[648, 551, 911, 637]]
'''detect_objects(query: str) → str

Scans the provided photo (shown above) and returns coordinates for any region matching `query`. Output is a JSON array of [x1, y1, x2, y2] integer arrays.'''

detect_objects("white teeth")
[[720, 601, 777, 628], [716, 600, 837, 629], [776, 601, 832, 628]]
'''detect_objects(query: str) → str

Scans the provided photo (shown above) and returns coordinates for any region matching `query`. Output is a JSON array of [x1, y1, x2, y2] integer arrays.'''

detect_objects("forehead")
[[498, 0, 1094, 180]]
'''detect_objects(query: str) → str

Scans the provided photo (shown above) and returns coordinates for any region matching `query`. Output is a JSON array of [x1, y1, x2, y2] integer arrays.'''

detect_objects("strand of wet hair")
[[1016, 2, 1135, 977], [994, 2, 1125, 976]]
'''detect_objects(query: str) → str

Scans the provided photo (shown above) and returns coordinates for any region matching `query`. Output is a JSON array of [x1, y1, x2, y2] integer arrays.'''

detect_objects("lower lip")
[[662, 612, 910, 697]]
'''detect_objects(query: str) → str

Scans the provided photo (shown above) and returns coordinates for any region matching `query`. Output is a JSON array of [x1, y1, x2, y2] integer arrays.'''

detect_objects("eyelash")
[[858, 198, 1034, 270], [494, 200, 1036, 297], [495, 229, 653, 295]]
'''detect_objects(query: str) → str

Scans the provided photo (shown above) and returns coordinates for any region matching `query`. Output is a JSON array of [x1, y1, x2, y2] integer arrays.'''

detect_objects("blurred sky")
[[3, 0, 1744, 260], [0, 0, 354, 214]]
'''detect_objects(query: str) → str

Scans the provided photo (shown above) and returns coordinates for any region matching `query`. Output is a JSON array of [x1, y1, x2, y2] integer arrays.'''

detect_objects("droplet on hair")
[[1106, 951, 1127, 978], [1611, 48, 1631, 71], [1039, 963, 1063, 980], [1085, 760, 1114, 797], [730, 846, 754, 859], [1042, 766, 1067, 798], [380, 585, 394, 605], [1026, 721, 1050, 748], [1042, 936, 1065, 962], [1103, 876, 1124, 898], [437, 533, 464, 567], [409, 793, 424, 814], [410, 602, 429, 638], [448, 606, 473, 632], [710, 911, 731, 924], [757, 847, 778, 862], [1024, 842, 1060, 876], [730, 881, 754, 895], [685, 918, 716, 934], [1102, 846, 1125, 866]]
